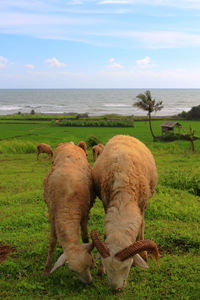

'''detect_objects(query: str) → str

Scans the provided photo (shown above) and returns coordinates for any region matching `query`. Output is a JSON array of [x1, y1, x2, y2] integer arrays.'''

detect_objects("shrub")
[[53, 119, 134, 127], [179, 105, 200, 120], [157, 134, 198, 142], [86, 136, 102, 148], [30, 109, 35, 115]]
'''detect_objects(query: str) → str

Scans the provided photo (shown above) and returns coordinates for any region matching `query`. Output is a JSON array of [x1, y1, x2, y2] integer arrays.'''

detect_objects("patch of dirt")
[[0, 243, 16, 263]]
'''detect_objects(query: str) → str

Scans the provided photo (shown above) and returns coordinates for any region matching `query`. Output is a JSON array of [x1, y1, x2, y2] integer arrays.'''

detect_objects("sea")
[[0, 89, 199, 117]]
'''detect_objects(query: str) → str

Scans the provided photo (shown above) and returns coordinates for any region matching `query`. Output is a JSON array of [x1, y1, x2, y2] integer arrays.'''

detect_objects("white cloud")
[[108, 58, 123, 69], [136, 56, 150, 65], [2, 65, 200, 89], [109, 58, 115, 63], [90, 30, 200, 49], [0, 56, 8, 68], [98, 0, 200, 9], [136, 56, 155, 68], [0, 12, 101, 27], [45, 57, 66, 68], [25, 64, 35, 69]]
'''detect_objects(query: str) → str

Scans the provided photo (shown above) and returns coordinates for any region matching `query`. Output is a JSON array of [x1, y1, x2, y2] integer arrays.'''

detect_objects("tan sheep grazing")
[[43, 142, 95, 284], [91, 135, 159, 290], [37, 143, 53, 160], [92, 144, 104, 161], [77, 141, 88, 156]]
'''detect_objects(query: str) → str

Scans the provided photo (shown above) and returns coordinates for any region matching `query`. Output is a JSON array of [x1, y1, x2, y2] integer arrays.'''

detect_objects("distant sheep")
[[92, 144, 104, 161], [37, 143, 53, 160], [91, 135, 159, 290], [77, 141, 88, 156], [43, 142, 95, 283]]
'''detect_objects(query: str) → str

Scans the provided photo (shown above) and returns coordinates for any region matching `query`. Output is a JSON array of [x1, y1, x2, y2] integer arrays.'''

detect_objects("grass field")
[[0, 119, 200, 299]]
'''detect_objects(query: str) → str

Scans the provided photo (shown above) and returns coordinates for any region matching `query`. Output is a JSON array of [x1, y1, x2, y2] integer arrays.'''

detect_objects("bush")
[[157, 133, 199, 142], [30, 109, 35, 115], [53, 119, 134, 127], [179, 105, 200, 120], [86, 136, 102, 148]]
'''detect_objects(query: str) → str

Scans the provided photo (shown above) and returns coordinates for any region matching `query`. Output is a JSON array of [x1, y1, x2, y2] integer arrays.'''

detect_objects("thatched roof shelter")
[[161, 121, 182, 134]]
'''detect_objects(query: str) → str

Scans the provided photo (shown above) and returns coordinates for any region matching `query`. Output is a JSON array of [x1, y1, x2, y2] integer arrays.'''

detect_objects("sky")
[[1, 0, 200, 88]]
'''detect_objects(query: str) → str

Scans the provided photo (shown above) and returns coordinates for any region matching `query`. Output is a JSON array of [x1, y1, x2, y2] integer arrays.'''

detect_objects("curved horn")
[[115, 239, 159, 266], [50, 253, 66, 273], [91, 230, 110, 258]]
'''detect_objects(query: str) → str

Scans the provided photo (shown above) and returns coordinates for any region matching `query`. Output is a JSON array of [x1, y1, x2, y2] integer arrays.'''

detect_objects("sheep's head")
[[91, 230, 159, 291], [50, 243, 94, 284]]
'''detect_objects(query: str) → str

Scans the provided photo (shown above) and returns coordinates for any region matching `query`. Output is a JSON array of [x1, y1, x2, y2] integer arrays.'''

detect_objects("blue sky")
[[1, 0, 200, 88]]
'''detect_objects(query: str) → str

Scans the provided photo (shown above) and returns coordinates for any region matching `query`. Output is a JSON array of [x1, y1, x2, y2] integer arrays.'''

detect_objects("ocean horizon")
[[0, 88, 199, 117]]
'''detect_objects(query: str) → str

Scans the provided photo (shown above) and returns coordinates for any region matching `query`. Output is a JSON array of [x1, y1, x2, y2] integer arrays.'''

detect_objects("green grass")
[[0, 119, 200, 299]]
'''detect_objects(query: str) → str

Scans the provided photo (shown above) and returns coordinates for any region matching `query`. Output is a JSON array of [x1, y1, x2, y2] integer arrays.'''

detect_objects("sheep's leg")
[[43, 225, 57, 275], [80, 218, 89, 243], [97, 260, 106, 276], [97, 233, 106, 276], [37, 151, 40, 160], [80, 218, 96, 268], [137, 212, 147, 262]]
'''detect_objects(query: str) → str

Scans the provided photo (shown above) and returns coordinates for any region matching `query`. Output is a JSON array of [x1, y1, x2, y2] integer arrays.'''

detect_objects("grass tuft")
[[0, 139, 36, 154]]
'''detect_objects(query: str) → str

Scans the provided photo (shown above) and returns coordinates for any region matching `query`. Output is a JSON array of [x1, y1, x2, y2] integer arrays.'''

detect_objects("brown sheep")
[[92, 144, 104, 161], [77, 141, 88, 156], [91, 135, 159, 290], [37, 143, 53, 160], [43, 142, 95, 283]]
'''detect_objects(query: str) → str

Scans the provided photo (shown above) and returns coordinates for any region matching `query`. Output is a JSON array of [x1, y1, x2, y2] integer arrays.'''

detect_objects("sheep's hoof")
[[43, 268, 50, 276], [91, 256, 96, 268]]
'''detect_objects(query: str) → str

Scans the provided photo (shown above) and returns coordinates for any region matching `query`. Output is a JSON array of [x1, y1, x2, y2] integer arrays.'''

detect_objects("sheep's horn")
[[115, 239, 159, 266], [50, 253, 66, 273], [91, 230, 110, 258]]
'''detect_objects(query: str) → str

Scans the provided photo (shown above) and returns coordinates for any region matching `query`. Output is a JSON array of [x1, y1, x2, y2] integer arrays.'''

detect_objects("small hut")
[[161, 121, 181, 134]]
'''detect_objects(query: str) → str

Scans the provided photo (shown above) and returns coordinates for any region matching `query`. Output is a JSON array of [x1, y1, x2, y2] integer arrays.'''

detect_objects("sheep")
[[77, 141, 88, 156], [37, 143, 53, 160], [43, 142, 95, 284], [91, 135, 159, 290], [92, 144, 104, 162]]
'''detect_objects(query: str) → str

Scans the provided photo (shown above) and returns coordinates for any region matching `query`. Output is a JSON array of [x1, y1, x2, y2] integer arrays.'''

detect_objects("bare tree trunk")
[[190, 138, 195, 153], [148, 113, 156, 141]]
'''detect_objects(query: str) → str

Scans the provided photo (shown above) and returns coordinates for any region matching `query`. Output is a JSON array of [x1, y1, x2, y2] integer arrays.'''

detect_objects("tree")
[[133, 90, 163, 140], [30, 109, 35, 115]]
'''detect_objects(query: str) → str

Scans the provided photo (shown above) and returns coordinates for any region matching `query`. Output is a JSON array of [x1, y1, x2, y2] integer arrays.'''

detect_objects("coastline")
[[0, 112, 180, 121], [0, 88, 198, 117]]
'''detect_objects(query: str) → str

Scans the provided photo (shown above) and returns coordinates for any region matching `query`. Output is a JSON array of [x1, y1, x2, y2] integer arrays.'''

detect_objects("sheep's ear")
[[50, 253, 66, 273], [133, 254, 149, 269]]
